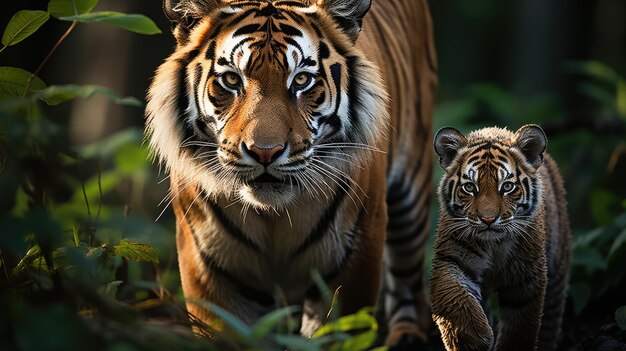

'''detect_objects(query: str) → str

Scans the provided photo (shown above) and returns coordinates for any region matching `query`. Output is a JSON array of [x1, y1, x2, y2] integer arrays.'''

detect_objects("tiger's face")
[[146, 0, 386, 210], [434, 125, 547, 240]]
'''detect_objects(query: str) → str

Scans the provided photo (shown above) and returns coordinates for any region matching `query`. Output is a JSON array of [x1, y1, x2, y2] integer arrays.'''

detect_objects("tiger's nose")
[[480, 216, 498, 226], [242, 143, 285, 166]]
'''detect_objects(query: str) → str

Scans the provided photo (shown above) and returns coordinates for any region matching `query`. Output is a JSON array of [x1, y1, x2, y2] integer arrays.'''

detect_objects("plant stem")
[[0, 45, 7, 54], [22, 21, 78, 96], [0, 247, 12, 285]]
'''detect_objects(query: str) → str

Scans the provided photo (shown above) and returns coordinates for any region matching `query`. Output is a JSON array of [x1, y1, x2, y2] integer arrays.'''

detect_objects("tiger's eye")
[[223, 72, 241, 89], [462, 183, 476, 194], [502, 182, 516, 193], [293, 72, 311, 88]]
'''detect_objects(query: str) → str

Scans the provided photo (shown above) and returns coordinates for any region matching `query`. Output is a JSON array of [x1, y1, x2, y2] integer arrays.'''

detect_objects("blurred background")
[[0, 0, 625, 350]]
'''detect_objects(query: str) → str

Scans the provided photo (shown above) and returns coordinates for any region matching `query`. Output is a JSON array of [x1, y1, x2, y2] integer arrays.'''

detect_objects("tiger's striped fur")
[[146, 0, 436, 345], [430, 125, 571, 351]]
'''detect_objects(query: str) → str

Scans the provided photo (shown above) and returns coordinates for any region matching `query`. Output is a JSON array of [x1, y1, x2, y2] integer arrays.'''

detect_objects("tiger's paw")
[[385, 321, 428, 350]]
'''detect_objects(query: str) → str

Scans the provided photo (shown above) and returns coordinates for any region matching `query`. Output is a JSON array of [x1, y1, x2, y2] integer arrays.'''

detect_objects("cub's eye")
[[461, 183, 476, 194], [501, 181, 516, 193], [292, 72, 312, 89], [222, 72, 242, 90]]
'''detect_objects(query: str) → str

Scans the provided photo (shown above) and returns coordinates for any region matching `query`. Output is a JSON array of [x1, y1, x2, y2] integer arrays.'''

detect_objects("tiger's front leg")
[[176, 218, 274, 332], [430, 254, 494, 351]]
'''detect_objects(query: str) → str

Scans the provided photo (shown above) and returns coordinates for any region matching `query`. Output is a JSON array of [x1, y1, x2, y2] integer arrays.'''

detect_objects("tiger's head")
[[146, 0, 387, 210], [433, 125, 548, 240]]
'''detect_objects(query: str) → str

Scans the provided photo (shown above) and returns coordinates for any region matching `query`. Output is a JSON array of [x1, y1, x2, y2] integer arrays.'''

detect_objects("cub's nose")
[[480, 216, 498, 226], [242, 143, 285, 166]]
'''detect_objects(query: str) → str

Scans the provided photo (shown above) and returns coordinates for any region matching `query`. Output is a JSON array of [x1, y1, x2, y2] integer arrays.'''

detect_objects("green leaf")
[[313, 309, 379, 351], [274, 334, 324, 350], [571, 247, 608, 271], [114, 143, 151, 174], [48, 0, 99, 18], [616, 306, 626, 330], [72, 226, 80, 247], [617, 79, 626, 118], [187, 299, 252, 339], [78, 128, 143, 159], [0, 66, 46, 97], [566, 60, 619, 84], [33, 84, 141, 106], [12, 244, 42, 276], [608, 227, 626, 259], [113, 240, 159, 264], [251, 306, 300, 341], [59, 12, 161, 35], [314, 308, 378, 338], [333, 330, 378, 351], [2, 10, 50, 47]]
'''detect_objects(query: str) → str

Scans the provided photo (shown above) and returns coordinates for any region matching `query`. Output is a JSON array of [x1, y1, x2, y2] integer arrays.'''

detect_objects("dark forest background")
[[0, 0, 625, 350]]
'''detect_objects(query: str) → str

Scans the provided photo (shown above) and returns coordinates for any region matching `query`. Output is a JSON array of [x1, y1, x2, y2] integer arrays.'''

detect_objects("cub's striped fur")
[[145, 0, 436, 346], [430, 125, 571, 351]]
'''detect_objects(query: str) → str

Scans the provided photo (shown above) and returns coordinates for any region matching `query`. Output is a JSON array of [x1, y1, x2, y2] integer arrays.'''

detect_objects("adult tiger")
[[431, 125, 571, 351], [145, 0, 437, 346]]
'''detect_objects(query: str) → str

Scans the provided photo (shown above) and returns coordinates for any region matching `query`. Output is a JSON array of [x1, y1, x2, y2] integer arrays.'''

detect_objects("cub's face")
[[434, 126, 547, 239], [146, 0, 386, 210]]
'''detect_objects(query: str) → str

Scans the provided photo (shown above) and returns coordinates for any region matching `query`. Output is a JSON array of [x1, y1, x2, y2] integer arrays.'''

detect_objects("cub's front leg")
[[430, 253, 493, 351], [494, 264, 547, 351]]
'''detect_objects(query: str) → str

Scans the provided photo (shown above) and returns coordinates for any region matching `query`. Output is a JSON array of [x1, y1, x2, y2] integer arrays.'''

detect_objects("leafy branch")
[[0, 0, 161, 107]]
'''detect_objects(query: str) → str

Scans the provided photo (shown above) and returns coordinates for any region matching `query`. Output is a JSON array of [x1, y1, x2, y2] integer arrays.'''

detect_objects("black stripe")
[[233, 23, 261, 36], [345, 55, 361, 141], [175, 61, 195, 146], [208, 201, 261, 252], [303, 205, 365, 300], [205, 41, 216, 60], [279, 23, 302, 37], [189, 226, 275, 307], [293, 190, 346, 256], [389, 259, 423, 279], [386, 214, 427, 244], [274, 1, 308, 7], [467, 155, 480, 164], [435, 252, 480, 283], [387, 187, 425, 219], [390, 298, 415, 317]]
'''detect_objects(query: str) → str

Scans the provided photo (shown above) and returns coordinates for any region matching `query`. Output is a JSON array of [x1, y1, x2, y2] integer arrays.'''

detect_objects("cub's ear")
[[317, 0, 372, 42], [164, 0, 219, 44], [434, 127, 467, 169], [514, 124, 547, 170]]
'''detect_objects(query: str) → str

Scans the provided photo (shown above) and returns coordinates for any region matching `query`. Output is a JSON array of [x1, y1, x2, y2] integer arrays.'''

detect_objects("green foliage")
[[47, 0, 99, 18], [570, 211, 626, 314], [59, 12, 162, 35], [0, 66, 46, 97], [187, 299, 383, 351], [0, 1, 385, 350], [567, 60, 626, 119], [1, 10, 50, 47], [36, 84, 143, 106], [313, 308, 381, 351]]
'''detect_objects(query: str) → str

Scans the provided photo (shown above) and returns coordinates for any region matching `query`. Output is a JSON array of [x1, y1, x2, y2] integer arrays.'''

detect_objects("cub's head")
[[434, 125, 547, 239], [146, 0, 387, 210]]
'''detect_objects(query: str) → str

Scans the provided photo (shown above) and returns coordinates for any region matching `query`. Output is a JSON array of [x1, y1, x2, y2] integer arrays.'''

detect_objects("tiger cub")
[[430, 125, 571, 351]]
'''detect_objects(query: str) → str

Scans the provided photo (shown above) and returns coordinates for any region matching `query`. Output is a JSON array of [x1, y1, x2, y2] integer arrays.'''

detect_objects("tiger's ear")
[[514, 124, 547, 170], [317, 0, 372, 42], [164, 0, 219, 44], [434, 127, 467, 169]]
